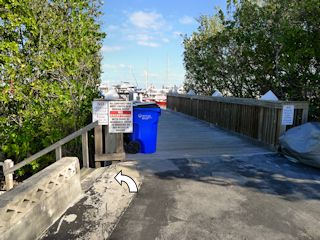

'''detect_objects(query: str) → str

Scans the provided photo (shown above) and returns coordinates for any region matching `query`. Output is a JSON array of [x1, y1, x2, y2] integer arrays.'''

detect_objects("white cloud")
[[129, 11, 165, 30], [179, 16, 195, 25], [137, 41, 159, 47], [162, 38, 169, 43], [133, 34, 160, 48], [101, 45, 124, 52], [136, 34, 153, 42], [123, 11, 173, 47], [107, 25, 118, 31], [102, 64, 128, 70]]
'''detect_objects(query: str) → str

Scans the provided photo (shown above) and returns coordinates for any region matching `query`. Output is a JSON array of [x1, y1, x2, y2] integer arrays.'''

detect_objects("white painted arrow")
[[114, 170, 138, 193]]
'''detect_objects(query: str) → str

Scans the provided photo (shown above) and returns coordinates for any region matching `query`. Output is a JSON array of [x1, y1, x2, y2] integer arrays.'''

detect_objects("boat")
[[113, 82, 137, 100], [100, 81, 186, 109], [144, 86, 169, 108]]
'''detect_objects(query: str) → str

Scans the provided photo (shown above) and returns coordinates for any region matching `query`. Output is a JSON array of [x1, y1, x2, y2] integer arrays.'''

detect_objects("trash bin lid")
[[133, 102, 159, 108]]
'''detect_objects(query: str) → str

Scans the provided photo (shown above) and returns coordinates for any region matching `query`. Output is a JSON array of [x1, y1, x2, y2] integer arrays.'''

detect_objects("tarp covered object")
[[279, 122, 320, 168], [187, 90, 196, 95], [260, 90, 279, 101], [212, 90, 223, 97]]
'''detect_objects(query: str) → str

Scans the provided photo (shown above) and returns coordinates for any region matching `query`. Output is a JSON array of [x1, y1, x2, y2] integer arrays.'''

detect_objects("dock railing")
[[1, 121, 99, 191], [167, 94, 309, 149]]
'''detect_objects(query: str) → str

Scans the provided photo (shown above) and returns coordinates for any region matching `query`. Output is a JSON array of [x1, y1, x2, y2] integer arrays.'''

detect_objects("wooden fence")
[[167, 94, 309, 149]]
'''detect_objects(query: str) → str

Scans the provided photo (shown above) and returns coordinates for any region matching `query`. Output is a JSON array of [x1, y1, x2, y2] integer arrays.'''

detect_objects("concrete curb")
[[0, 157, 82, 240]]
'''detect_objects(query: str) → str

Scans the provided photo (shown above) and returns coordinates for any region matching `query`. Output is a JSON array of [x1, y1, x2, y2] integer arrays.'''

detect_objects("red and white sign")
[[108, 101, 133, 133]]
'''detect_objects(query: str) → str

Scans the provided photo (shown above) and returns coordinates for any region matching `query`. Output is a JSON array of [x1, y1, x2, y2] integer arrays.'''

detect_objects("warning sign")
[[108, 101, 133, 133], [281, 105, 295, 126], [92, 100, 109, 125]]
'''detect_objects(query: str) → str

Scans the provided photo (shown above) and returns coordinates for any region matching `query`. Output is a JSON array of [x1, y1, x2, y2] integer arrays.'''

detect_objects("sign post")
[[92, 99, 128, 166]]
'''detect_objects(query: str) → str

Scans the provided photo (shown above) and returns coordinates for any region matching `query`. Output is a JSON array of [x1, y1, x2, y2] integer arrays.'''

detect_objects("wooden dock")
[[127, 109, 271, 162], [167, 94, 309, 148]]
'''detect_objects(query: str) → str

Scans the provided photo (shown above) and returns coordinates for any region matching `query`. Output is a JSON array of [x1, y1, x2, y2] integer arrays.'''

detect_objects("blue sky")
[[100, 0, 227, 88]]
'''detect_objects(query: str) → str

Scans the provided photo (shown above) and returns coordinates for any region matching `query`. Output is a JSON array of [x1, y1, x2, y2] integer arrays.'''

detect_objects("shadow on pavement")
[[150, 153, 320, 201]]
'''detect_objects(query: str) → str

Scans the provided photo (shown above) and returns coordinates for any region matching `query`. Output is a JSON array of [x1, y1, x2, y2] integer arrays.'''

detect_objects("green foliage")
[[183, 0, 320, 120], [0, 0, 105, 174]]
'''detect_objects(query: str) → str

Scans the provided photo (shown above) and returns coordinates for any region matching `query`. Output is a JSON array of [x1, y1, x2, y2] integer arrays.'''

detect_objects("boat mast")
[[145, 58, 149, 90], [130, 65, 138, 87], [165, 53, 169, 89]]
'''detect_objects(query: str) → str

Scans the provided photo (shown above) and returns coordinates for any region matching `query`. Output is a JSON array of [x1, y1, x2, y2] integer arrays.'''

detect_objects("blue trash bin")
[[129, 105, 161, 153]]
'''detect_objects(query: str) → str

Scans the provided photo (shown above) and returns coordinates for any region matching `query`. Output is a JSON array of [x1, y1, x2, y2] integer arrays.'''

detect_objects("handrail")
[[168, 93, 309, 109], [167, 94, 309, 148], [5, 121, 99, 175]]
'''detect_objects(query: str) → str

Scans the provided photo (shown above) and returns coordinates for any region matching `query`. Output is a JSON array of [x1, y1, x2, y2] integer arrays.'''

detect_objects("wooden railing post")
[[3, 159, 14, 191], [104, 126, 125, 161], [55, 146, 62, 161], [301, 105, 309, 123], [277, 108, 287, 137], [196, 99, 199, 119], [257, 108, 264, 141], [94, 125, 103, 167], [82, 131, 89, 168]]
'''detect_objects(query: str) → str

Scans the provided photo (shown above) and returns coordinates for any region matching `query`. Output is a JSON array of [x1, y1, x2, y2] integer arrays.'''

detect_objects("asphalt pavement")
[[109, 110, 320, 240]]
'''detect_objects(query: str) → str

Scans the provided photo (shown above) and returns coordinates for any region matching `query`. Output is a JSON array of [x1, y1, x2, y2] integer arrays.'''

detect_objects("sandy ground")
[[41, 161, 142, 240]]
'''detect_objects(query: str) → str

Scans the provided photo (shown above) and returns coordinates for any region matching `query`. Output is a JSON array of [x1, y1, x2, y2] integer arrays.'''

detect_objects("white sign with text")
[[108, 101, 133, 133], [92, 100, 109, 125], [281, 105, 294, 125]]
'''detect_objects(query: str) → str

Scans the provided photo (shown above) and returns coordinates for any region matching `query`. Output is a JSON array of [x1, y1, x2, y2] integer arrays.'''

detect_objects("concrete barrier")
[[0, 157, 82, 240]]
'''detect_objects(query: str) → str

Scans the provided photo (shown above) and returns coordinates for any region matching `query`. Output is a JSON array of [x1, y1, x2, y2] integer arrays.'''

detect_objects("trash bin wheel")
[[125, 141, 141, 154]]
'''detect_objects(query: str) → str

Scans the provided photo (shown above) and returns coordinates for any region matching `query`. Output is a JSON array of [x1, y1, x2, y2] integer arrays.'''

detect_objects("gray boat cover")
[[279, 122, 320, 168]]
